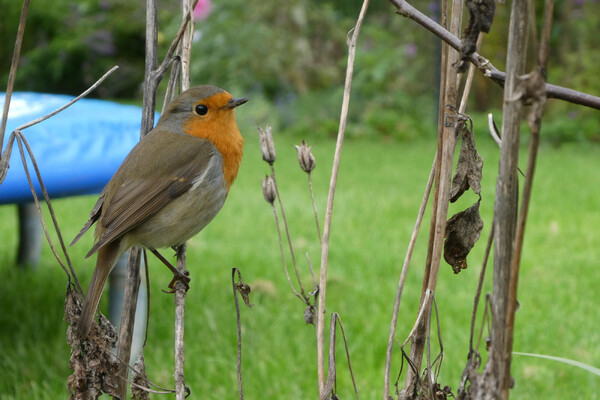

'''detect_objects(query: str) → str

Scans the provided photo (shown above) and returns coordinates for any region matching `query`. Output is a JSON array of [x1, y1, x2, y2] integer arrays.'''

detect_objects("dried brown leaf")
[[456, 0, 496, 72], [450, 120, 483, 203], [235, 280, 253, 308], [444, 201, 484, 273], [131, 353, 150, 400]]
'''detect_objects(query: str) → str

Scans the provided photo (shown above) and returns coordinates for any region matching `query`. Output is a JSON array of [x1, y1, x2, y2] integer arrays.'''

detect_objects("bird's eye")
[[195, 104, 208, 116]]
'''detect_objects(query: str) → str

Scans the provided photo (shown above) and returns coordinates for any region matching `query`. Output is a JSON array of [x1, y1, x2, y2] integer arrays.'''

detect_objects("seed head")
[[261, 175, 276, 204], [257, 125, 276, 165], [294, 140, 316, 173], [304, 305, 315, 325]]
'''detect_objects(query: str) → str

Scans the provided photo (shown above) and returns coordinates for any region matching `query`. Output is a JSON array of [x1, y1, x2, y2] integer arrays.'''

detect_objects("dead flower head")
[[262, 175, 276, 204], [295, 140, 316, 173], [257, 125, 276, 165]]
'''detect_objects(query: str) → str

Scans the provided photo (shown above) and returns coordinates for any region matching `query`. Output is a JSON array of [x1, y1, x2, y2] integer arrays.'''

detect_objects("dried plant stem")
[[320, 313, 359, 400], [173, 2, 195, 399], [13, 132, 80, 291], [174, 244, 187, 400], [504, 1, 553, 398], [232, 268, 245, 400], [308, 173, 323, 246], [401, 289, 434, 349], [483, 0, 529, 398], [17, 67, 119, 132], [317, 0, 371, 393], [405, 0, 463, 390], [0, 0, 29, 151], [459, 33, 484, 115], [270, 202, 305, 302], [179, 0, 195, 92], [116, 247, 142, 398], [383, 152, 436, 399], [387, 0, 600, 110], [469, 223, 494, 355], [270, 165, 308, 301]]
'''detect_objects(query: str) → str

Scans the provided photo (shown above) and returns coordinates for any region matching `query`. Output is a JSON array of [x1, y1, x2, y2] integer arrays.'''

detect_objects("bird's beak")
[[224, 97, 249, 110]]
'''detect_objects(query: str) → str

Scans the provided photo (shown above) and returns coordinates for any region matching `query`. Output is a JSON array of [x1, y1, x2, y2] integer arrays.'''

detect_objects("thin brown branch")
[[483, 0, 530, 398], [469, 223, 494, 355], [405, 0, 464, 391], [317, 0, 371, 394], [383, 152, 436, 399], [269, 202, 306, 302], [232, 268, 245, 400], [174, 244, 188, 400], [387, 0, 600, 110], [504, 1, 553, 398], [459, 33, 484, 114], [0, 0, 29, 152], [270, 164, 308, 301], [14, 131, 81, 292], [308, 173, 323, 246], [16, 67, 120, 132], [174, 2, 195, 399], [116, 247, 143, 399], [2, 66, 119, 186], [320, 313, 359, 400]]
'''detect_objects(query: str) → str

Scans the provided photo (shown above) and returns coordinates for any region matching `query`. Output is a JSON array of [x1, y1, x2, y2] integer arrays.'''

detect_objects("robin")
[[71, 85, 247, 338]]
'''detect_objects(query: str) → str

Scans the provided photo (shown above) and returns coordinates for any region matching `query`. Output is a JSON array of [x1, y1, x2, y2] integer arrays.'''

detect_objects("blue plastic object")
[[0, 92, 158, 204]]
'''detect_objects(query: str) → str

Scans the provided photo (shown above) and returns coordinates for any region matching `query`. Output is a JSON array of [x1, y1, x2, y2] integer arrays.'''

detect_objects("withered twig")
[[232, 268, 246, 400], [383, 152, 436, 398], [0, 0, 29, 152], [173, 2, 196, 399], [388, 0, 600, 110], [317, 0, 371, 393], [504, 1, 554, 397]]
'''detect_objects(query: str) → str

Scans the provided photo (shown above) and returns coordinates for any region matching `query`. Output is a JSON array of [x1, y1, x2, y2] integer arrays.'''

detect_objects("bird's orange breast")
[[182, 92, 244, 190]]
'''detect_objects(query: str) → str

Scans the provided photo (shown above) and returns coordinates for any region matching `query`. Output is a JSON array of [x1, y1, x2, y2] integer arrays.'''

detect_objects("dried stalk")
[[13, 132, 78, 288], [404, 0, 464, 392], [482, 0, 529, 398], [308, 173, 323, 246], [503, 1, 553, 398], [317, 0, 371, 393], [0, 0, 29, 152], [320, 313, 359, 400], [174, 244, 187, 400], [268, 199, 306, 302], [116, 247, 142, 397], [3, 64, 118, 294], [387, 0, 600, 110], [1, 66, 119, 185], [270, 162, 309, 300], [469, 223, 494, 355], [383, 152, 436, 399], [173, 1, 196, 399], [232, 268, 246, 400]]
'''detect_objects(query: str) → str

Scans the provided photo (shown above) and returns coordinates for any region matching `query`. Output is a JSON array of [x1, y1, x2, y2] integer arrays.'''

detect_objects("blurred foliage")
[[0, 0, 146, 98], [0, 0, 598, 142]]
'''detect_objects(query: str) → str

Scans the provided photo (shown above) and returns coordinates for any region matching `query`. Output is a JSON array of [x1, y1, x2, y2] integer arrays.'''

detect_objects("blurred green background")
[[1, 0, 599, 143], [1, 0, 599, 399]]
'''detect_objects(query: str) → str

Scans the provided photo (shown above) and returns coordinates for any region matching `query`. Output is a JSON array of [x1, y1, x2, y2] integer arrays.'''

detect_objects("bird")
[[71, 85, 247, 338]]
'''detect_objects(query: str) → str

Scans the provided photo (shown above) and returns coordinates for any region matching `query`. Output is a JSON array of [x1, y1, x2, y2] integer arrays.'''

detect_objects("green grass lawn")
[[1, 128, 599, 399]]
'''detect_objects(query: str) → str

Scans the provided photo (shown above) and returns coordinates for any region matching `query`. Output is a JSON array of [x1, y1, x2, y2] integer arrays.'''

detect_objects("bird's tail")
[[78, 242, 121, 338]]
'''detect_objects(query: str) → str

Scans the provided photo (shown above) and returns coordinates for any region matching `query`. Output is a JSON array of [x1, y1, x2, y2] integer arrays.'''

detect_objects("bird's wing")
[[85, 139, 219, 257], [70, 190, 105, 246]]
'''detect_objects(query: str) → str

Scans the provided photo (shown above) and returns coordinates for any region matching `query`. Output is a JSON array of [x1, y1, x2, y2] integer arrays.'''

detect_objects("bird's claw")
[[162, 269, 191, 294]]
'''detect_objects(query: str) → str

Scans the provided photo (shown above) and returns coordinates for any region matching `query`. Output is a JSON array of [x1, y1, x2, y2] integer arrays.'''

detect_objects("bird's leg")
[[149, 248, 190, 293]]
